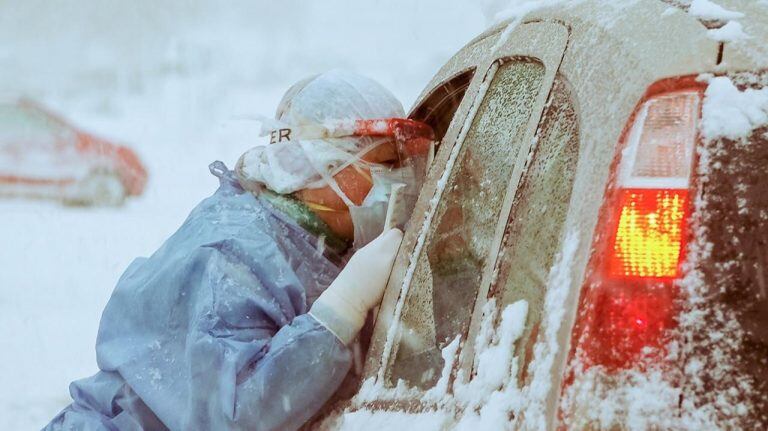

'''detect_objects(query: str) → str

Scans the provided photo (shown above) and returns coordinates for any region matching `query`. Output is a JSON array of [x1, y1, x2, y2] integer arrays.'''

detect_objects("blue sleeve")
[[229, 314, 351, 430], [46, 316, 350, 431], [45, 169, 351, 431]]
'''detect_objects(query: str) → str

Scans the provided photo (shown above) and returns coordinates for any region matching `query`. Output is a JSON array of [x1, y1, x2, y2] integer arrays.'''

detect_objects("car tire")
[[64, 172, 126, 207]]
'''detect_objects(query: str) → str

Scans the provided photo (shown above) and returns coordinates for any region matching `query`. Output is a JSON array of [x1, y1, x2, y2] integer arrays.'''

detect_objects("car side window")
[[410, 69, 475, 142], [386, 58, 546, 389], [0, 105, 63, 145], [488, 76, 579, 383]]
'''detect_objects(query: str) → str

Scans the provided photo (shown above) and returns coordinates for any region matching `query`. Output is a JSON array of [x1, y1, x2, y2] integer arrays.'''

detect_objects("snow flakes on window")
[[513, 231, 579, 430], [322, 299, 529, 430], [454, 299, 528, 428], [322, 231, 582, 430], [677, 83, 768, 427]]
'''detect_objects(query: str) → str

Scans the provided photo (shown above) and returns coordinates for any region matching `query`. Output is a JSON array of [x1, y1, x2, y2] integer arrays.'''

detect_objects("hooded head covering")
[[236, 70, 405, 195]]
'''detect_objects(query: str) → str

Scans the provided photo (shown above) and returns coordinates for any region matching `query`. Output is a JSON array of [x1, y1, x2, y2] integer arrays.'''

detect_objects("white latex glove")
[[310, 228, 403, 345]]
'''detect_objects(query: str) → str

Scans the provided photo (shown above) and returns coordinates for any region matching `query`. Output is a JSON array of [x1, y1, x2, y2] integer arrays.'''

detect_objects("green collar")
[[258, 189, 350, 255]]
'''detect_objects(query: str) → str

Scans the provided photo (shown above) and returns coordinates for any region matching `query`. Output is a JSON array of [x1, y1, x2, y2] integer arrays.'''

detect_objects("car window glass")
[[410, 69, 475, 142], [489, 76, 579, 383], [386, 58, 546, 390], [0, 105, 60, 144], [689, 74, 768, 423]]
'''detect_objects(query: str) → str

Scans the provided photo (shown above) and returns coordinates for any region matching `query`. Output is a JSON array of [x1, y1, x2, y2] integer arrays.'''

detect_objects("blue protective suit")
[[45, 163, 352, 431]]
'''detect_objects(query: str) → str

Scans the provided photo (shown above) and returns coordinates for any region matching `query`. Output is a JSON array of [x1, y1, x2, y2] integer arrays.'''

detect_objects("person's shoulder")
[[190, 161, 262, 214], [167, 162, 267, 241]]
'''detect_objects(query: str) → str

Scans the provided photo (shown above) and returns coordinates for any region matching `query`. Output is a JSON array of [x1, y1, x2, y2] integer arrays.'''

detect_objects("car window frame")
[[471, 74, 581, 386], [358, 21, 571, 411], [362, 30, 505, 382]]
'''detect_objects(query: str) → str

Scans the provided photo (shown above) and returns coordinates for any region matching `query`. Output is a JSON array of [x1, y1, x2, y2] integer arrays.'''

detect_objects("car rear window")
[[488, 76, 579, 383], [685, 89, 768, 426], [386, 58, 546, 390]]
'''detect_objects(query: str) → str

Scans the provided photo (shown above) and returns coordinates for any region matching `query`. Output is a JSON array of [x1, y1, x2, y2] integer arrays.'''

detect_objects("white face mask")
[[236, 117, 433, 248]]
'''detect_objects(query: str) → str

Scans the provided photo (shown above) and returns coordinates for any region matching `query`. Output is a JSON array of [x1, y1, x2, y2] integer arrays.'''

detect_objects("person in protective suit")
[[45, 70, 434, 431]]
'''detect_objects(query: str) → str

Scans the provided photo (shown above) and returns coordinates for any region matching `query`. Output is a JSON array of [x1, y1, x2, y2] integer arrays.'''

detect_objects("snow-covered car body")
[[317, 1, 768, 430], [0, 99, 147, 205]]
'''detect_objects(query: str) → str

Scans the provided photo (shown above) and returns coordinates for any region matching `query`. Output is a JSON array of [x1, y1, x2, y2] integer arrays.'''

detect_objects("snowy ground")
[[0, 1, 489, 428]]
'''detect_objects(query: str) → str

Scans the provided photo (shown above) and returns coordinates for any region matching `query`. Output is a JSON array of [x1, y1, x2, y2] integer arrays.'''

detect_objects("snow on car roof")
[[413, 0, 715, 111]]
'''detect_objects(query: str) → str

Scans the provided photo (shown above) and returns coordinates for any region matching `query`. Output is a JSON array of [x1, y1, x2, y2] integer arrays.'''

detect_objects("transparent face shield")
[[347, 119, 435, 247], [296, 118, 435, 248]]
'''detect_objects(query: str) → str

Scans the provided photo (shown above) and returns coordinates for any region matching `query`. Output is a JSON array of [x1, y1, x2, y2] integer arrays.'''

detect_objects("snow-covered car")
[[0, 99, 147, 205], [313, 1, 768, 430]]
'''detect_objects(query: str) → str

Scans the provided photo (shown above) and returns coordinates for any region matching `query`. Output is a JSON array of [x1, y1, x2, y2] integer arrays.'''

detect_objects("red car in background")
[[0, 99, 147, 205]]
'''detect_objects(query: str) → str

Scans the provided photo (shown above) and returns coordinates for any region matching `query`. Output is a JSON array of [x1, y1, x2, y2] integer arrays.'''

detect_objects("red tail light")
[[568, 88, 702, 372], [608, 188, 689, 279]]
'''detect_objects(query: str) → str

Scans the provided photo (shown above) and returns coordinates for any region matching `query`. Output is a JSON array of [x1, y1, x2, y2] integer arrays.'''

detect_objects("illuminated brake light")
[[567, 88, 702, 373], [609, 188, 688, 278], [606, 90, 699, 281]]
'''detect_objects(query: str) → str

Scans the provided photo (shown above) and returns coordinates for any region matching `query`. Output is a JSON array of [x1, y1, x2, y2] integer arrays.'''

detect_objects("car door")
[[358, 20, 570, 412]]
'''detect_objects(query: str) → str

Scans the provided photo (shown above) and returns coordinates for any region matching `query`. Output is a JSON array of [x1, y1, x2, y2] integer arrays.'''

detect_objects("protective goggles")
[[265, 117, 435, 160]]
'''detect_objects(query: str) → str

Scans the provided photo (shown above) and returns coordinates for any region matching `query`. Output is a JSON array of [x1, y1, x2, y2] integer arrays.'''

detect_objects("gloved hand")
[[309, 228, 403, 345]]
